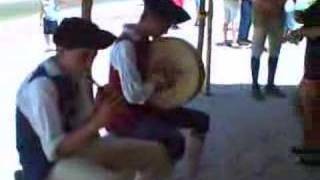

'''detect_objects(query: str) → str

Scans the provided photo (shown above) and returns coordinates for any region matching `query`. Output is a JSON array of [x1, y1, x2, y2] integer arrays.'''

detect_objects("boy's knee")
[[161, 132, 186, 163], [192, 112, 210, 136], [48, 158, 110, 180], [146, 144, 173, 177]]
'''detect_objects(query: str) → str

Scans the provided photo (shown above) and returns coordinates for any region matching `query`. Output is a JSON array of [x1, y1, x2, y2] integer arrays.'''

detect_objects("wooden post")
[[82, 0, 93, 20], [197, 0, 206, 55], [205, 0, 213, 95]]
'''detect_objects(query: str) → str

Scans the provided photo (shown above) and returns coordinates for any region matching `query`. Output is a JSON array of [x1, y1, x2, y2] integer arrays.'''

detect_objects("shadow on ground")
[[174, 84, 320, 180]]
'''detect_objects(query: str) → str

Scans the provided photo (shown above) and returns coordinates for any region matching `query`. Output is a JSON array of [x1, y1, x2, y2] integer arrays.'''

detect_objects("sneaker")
[[225, 41, 233, 47], [244, 39, 252, 44], [252, 85, 265, 101], [237, 39, 251, 46], [265, 85, 286, 98]]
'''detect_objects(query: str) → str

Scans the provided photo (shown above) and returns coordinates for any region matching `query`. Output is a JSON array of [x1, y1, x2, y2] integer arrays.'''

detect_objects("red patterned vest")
[[106, 35, 151, 135]]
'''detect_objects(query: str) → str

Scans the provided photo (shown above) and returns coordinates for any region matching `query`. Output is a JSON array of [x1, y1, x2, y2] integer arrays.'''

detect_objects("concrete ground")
[[182, 85, 320, 180], [0, 0, 318, 179]]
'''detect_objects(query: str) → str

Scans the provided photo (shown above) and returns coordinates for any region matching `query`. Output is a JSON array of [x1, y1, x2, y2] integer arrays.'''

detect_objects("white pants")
[[48, 136, 172, 180]]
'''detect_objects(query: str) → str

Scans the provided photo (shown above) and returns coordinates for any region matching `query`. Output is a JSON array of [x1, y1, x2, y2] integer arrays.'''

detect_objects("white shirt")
[[41, 0, 59, 21], [16, 57, 93, 162], [110, 25, 155, 105]]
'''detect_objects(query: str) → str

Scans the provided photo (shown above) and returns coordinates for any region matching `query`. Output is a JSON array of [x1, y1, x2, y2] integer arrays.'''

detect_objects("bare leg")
[[44, 34, 50, 50], [251, 26, 267, 100], [223, 22, 228, 44], [265, 19, 286, 97], [231, 21, 237, 44], [185, 132, 205, 180]]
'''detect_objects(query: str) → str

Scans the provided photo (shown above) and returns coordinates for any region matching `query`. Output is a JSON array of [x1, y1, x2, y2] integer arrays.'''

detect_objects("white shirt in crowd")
[[41, 0, 60, 21]]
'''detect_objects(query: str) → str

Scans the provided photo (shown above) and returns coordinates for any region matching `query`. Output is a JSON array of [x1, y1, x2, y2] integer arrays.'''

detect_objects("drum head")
[[146, 37, 205, 109]]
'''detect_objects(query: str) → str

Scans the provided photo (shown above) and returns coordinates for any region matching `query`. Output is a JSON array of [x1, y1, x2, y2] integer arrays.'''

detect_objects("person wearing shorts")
[[223, 0, 240, 46], [40, 0, 59, 51]]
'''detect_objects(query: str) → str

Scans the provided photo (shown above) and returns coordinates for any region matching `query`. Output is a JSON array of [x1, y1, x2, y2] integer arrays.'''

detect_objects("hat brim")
[[173, 6, 191, 24], [93, 30, 117, 49]]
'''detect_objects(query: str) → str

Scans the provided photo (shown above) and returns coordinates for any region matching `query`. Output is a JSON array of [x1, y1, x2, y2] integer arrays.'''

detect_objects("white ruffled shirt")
[[110, 25, 155, 105]]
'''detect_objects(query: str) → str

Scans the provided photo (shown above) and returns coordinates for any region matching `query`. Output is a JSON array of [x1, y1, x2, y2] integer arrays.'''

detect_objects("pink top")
[[172, 0, 184, 7]]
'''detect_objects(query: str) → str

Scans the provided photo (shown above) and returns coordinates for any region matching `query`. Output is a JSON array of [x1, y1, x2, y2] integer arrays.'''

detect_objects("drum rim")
[[150, 37, 205, 108]]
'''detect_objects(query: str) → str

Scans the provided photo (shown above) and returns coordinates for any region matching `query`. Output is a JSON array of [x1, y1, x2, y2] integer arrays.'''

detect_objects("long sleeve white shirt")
[[110, 25, 155, 105]]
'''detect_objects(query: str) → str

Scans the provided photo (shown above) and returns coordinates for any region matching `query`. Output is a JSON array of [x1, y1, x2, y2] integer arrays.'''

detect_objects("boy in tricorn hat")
[[108, 0, 210, 179]]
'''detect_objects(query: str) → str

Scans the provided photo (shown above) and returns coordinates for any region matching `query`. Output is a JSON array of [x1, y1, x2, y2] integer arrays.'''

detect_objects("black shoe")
[[298, 156, 320, 166], [252, 85, 265, 101], [237, 39, 251, 46], [224, 40, 233, 47], [244, 39, 252, 44], [265, 85, 286, 98], [292, 146, 320, 155]]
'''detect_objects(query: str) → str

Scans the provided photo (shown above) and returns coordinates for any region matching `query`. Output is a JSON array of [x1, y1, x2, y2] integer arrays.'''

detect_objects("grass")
[[0, 1, 40, 21], [0, 0, 129, 22]]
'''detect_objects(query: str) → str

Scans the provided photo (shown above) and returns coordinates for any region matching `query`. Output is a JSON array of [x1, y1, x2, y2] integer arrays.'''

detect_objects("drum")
[[145, 37, 205, 109]]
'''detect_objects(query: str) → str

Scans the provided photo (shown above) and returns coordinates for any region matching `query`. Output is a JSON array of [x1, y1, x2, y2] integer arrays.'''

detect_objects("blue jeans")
[[238, 0, 252, 41], [43, 18, 58, 34], [195, 0, 200, 9]]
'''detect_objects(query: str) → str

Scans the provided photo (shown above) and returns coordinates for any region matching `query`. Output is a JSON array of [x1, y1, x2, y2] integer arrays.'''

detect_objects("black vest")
[[16, 65, 77, 180]]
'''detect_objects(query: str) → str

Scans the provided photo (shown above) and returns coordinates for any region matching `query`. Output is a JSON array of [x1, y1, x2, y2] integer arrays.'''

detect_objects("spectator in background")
[[237, 0, 253, 46], [40, 0, 60, 51], [250, 0, 287, 100], [195, 0, 201, 26], [223, 0, 240, 46], [283, 0, 303, 42]]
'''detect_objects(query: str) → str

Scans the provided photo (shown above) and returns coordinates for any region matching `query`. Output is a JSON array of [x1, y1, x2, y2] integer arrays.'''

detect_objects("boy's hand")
[[91, 85, 127, 128], [287, 29, 303, 44]]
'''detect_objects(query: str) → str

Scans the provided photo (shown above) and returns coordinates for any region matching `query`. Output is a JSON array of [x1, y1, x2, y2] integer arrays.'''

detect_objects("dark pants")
[[16, 109, 53, 180], [238, 0, 252, 41], [125, 107, 210, 163], [43, 18, 58, 35]]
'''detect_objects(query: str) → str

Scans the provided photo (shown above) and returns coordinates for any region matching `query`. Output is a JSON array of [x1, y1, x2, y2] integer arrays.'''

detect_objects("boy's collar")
[[123, 24, 148, 42]]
